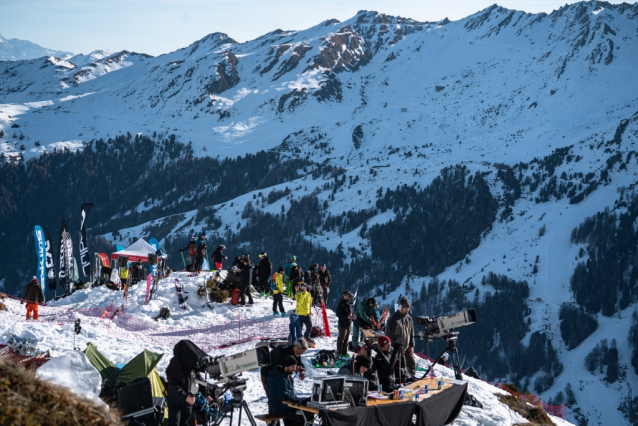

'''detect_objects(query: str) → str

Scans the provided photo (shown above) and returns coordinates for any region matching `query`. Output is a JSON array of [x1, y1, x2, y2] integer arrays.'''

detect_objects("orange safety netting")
[[0, 344, 52, 369], [0, 295, 324, 352], [415, 352, 566, 419]]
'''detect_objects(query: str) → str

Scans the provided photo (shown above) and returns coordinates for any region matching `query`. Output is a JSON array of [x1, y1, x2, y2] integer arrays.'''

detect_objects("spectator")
[[194, 241, 207, 273], [258, 252, 273, 296], [260, 339, 309, 412], [284, 256, 296, 297], [340, 341, 380, 389], [335, 291, 355, 356], [305, 264, 320, 304], [318, 264, 332, 305], [240, 258, 254, 306], [352, 297, 380, 348], [295, 284, 313, 340], [268, 356, 309, 426], [272, 266, 286, 316], [338, 355, 371, 377], [179, 236, 198, 266], [374, 336, 404, 392], [212, 245, 227, 270], [22, 276, 44, 320]]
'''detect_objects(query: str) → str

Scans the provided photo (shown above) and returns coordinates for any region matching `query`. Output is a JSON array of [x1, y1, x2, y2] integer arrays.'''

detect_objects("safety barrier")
[[0, 295, 324, 351], [414, 352, 566, 419]]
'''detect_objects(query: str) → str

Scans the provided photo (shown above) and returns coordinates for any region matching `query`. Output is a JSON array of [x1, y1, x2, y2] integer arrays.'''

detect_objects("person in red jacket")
[[22, 276, 44, 320]]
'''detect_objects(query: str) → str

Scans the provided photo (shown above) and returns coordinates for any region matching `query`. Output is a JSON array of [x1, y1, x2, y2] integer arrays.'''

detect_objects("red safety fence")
[[415, 352, 566, 419], [0, 294, 324, 352], [0, 344, 52, 369]]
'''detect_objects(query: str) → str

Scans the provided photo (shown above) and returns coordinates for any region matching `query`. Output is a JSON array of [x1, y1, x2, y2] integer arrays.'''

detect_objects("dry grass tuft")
[[0, 356, 123, 426], [496, 393, 555, 426], [0, 302, 7, 311]]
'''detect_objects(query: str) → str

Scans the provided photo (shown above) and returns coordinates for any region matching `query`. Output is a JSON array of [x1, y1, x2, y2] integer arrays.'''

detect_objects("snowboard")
[[174, 278, 188, 309]]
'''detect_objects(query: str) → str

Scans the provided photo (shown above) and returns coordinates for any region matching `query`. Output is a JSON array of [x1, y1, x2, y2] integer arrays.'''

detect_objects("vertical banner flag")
[[33, 226, 47, 297], [79, 203, 94, 277], [42, 226, 57, 291], [62, 231, 73, 294], [58, 219, 69, 291]]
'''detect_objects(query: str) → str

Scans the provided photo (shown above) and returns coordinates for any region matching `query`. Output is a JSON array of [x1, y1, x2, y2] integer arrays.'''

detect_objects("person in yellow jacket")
[[295, 284, 313, 340], [273, 267, 286, 316]]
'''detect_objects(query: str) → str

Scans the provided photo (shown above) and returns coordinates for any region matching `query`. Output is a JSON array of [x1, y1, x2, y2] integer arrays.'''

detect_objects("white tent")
[[111, 238, 157, 263]]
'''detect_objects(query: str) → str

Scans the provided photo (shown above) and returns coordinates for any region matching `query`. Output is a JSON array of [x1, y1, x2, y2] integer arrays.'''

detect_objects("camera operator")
[[260, 338, 309, 412], [386, 296, 416, 378], [268, 356, 309, 426], [165, 340, 213, 426], [373, 335, 404, 392], [338, 355, 371, 377]]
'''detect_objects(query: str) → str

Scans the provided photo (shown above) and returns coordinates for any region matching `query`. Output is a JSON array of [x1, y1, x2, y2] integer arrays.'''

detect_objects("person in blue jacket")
[[268, 355, 309, 426]]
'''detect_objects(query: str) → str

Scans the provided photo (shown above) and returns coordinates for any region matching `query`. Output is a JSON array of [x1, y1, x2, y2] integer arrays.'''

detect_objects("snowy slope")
[[0, 33, 73, 61], [0, 272, 574, 426]]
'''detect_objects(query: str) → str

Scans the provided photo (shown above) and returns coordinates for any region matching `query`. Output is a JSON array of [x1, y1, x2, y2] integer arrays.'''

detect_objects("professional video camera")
[[193, 346, 272, 426], [415, 308, 477, 380]]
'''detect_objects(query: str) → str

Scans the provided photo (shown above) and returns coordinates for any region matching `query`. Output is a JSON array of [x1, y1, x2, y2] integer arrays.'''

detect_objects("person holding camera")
[[268, 355, 309, 426], [166, 340, 213, 426], [373, 335, 404, 392], [386, 296, 416, 378]]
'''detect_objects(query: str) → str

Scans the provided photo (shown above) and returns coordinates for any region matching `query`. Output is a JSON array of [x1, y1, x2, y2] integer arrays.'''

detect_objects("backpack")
[[310, 326, 324, 338], [290, 264, 302, 282], [314, 349, 337, 366], [154, 307, 171, 321], [230, 288, 241, 305], [270, 276, 278, 292], [189, 242, 196, 255]]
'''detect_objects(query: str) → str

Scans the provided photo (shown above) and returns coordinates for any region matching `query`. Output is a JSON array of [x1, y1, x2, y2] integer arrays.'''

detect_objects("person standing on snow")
[[179, 236, 198, 267], [386, 296, 416, 378], [295, 284, 313, 340], [272, 267, 286, 316], [22, 276, 44, 320], [212, 245, 227, 270], [335, 290, 355, 356], [318, 263, 332, 305], [258, 252, 273, 296], [239, 257, 254, 306], [194, 239, 207, 273], [284, 255, 296, 297]]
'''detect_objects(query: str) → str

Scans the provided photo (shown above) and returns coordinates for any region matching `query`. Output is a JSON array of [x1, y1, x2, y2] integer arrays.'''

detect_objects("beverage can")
[[416, 393, 420, 402], [438, 380, 443, 390], [424, 384, 429, 394]]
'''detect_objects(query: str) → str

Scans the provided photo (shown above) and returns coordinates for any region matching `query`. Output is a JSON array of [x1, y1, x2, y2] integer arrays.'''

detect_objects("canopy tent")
[[83, 342, 166, 400], [111, 238, 157, 263]]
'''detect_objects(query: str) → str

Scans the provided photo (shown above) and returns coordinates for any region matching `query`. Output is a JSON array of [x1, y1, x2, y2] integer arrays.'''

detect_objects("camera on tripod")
[[416, 308, 477, 381], [416, 308, 476, 340]]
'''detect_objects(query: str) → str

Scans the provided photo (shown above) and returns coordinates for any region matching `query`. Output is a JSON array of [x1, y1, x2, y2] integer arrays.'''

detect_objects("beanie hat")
[[378, 335, 391, 348], [278, 266, 285, 272], [399, 297, 411, 310], [259, 252, 267, 258], [355, 356, 371, 370], [283, 355, 298, 368], [31, 276, 38, 282], [355, 341, 367, 353]]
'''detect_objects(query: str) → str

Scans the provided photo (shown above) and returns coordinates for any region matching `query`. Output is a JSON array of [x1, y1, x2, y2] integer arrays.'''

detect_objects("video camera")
[[416, 308, 477, 340]]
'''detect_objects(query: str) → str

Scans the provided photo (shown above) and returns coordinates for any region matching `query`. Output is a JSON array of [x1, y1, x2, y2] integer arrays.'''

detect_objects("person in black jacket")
[[373, 335, 404, 392], [260, 339, 309, 413], [240, 258, 254, 306], [166, 340, 212, 426], [258, 252, 273, 296], [212, 245, 227, 270], [339, 341, 380, 389], [318, 264, 332, 305], [337, 355, 370, 376], [335, 291, 355, 356], [268, 356, 308, 426], [22, 276, 44, 320]]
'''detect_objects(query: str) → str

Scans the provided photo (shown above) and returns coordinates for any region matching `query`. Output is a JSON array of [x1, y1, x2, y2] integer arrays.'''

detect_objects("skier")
[[352, 297, 380, 348], [239, 257, 254, 306], [22, 276, 44, 320], [272, 267, 286, 316], [258, 252, 273, 296], [212, 245, 227, 270], [179, 236, 198, 267]]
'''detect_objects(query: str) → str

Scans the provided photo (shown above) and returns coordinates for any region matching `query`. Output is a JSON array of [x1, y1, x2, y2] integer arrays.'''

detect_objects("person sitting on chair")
[[374, 335, 404, 392], [339, 342, 380, 389], [338, 355, 371, 376], [268, 356, 310, 426]]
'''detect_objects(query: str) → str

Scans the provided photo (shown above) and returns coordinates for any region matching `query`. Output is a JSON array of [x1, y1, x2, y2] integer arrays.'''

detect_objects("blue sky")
[[0, 0, 628, 56]]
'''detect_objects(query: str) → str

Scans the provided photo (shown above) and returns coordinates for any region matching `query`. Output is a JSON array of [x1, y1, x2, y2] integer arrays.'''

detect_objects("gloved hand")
[[20, 300, 24, 304], [393, 343, 403, 352], [179, 248, 183, 253]]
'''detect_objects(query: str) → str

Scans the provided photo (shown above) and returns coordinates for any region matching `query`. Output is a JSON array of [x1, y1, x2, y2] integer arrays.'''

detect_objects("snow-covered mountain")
[[0, 33, 73, 61], [1, 1, 638, 425], [67, 49, 117, 68]]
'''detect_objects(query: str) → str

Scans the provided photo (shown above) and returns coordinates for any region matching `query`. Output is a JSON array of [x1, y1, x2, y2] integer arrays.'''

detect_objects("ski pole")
[[180, 251, 186, 268]]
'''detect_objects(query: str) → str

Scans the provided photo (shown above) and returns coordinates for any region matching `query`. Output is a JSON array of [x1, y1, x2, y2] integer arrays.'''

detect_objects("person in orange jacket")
[[22, 276, 44, 320]]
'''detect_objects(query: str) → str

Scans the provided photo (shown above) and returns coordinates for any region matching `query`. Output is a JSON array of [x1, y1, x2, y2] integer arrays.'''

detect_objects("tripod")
[[213, 388, 257, 426], [420, 334, 463, 380]]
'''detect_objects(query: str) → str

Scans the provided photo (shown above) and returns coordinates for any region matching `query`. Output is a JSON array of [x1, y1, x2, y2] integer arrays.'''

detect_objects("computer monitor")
[[311, 377, 345, 403], [344, 377, 368, 406]]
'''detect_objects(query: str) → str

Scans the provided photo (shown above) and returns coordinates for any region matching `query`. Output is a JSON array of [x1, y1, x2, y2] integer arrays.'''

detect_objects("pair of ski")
[[174, 278, 188, 309]]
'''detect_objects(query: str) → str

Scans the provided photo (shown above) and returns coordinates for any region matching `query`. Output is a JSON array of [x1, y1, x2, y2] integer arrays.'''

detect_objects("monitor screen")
[[322, 378, 343, 402]]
